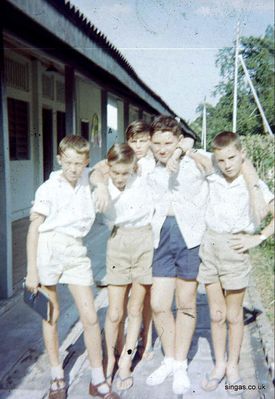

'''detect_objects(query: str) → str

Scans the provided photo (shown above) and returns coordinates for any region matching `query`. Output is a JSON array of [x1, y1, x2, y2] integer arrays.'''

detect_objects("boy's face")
[[57, 148, 89, 186], [214, 143, 244, 182], [108, 162, 136, 191], [127, 133, 151, 160], [151, 130, 179, 164]]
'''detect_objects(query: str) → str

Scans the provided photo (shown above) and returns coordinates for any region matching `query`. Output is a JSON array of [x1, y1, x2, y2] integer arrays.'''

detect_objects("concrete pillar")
[[31, 59, 43, 188], [138, 108, 143, 120], [65, 65, 76, 135], [0, 24, 13, 298], [101, 89, 107, 157]]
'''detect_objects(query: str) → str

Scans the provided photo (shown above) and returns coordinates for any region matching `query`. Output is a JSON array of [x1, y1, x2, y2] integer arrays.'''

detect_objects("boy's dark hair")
[[107, 143, 137, 165], [58, 135, 90, 157], [212, 131, 242, 151], [125, 120, 150, 141], [150, 115, 182, 138]]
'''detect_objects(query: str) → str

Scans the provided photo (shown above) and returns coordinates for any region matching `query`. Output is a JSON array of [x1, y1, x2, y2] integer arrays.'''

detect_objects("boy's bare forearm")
[[26, 213, 45, 291]]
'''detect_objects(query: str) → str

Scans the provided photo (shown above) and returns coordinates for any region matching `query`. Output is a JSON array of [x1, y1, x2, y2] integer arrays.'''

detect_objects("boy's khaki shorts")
[[106, 224, 153, 285], [197, 229, 251, 290], [37, 231, 93, 286]]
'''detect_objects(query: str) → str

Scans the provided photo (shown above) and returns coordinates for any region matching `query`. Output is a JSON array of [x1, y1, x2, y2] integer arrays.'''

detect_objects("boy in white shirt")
[[197, 131, 274, 394], [25, 136, 119, 399], [101, 143, 154, 391], [146, 115, 209, 395]]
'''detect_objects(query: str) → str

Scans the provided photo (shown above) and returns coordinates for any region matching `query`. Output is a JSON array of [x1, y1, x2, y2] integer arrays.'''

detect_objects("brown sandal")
[[89, 380, 120, 398], [48, 378, 67, 399]]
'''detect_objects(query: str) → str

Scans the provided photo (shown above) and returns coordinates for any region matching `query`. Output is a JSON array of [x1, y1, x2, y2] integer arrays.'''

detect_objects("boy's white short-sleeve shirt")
[[149, 154, 209, 249], [206, 173, 274, 233], [31, 168, 96, 237], [104, 174, 154, 229]]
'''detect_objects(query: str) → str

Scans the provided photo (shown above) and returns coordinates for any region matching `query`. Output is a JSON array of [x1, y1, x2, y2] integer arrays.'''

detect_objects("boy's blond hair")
[[107, 143, 137, 165], [58, 135, 90, 158], [125, 120, 150, 141], [212, 131, 242, 151]]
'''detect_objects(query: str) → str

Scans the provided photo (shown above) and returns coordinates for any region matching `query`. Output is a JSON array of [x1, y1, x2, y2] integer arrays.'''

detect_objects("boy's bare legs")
[[42, 285, 66, 394], [146, 278, 175, 386], [225, 289, 245, 383], [42, 285, 60, 367], [105, 285, 128, 383], [202, 282, 227, 390], [175, 279, 198, 361], [151, 277, 176, 357], [69, 284, 111, 395], [69, 285, 103, 367], [117, 282, 147, 390], [116, 286, 131, 356], [141, 286, 153, 360]]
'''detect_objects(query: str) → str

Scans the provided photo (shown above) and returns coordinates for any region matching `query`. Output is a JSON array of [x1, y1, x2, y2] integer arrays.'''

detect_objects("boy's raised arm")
[[25, 212, 45, 293], [166, 137, 194, 173], [241, 158, 269, 225]]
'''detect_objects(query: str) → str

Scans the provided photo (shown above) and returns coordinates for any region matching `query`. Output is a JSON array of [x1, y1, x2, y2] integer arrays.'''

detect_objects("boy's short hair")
[[150, 115, 182, 138], [212, 131, 242, 151], [58, 135, 90, 157], [125, 120, 151, 141], [107, 143, 137, 165]]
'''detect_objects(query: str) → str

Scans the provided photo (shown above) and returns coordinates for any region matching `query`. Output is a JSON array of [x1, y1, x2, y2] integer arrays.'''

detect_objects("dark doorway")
[[42, 108, 53, 181]]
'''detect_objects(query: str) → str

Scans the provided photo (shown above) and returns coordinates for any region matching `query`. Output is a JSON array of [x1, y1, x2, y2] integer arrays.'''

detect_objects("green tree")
[[191, 25, 275, 148]]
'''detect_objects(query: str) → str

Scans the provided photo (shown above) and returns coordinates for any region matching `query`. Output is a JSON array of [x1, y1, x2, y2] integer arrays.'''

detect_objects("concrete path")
[[0, 218, 273, 399]]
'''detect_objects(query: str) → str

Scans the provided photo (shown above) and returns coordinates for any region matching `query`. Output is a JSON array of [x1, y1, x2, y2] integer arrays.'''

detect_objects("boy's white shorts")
[[37, 231, 93, 286]]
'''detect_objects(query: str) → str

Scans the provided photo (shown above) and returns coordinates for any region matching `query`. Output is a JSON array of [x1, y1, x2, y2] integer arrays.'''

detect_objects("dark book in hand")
[[23, 287, 51, 321]]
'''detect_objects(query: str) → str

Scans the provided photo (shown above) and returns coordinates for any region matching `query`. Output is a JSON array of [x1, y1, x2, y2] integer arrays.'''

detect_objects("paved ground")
[[0, 217, 273, 399]]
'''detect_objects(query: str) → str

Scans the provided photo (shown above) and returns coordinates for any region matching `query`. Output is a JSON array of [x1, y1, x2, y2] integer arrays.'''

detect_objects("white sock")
[[91, 367, 109, 394], [164, 356, 174, 368], [173, 359, 188, 370], [51, 364, 64, 380]]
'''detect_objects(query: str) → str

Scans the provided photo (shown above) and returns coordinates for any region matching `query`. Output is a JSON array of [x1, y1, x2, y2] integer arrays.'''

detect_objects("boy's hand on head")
[[229, 233, 263, 253], [94, 183, 110, 213]]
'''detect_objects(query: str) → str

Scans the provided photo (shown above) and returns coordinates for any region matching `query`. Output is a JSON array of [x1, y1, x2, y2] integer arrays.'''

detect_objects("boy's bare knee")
[[127, 302, 143, 318], [226, 310, 243, 325], [108, 308, 123, 324], [81, 311, 98, 330], [210, 309, 226, 324]]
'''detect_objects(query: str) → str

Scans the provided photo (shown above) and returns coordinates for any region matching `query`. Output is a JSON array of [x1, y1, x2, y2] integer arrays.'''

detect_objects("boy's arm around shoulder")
[[186, 149, 214, 176], [25, 212, 46, 293], [89, 161, 110, 213], [229, 199, 274, 253]]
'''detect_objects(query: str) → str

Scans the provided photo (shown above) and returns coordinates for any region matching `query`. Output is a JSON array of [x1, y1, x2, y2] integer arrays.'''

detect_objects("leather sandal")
[[89, 380, 120, 398], [48, 378, 67, 399]]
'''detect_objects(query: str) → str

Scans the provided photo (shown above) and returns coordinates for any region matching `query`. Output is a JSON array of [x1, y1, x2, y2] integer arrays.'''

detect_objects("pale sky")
[[69, 0, 274, 122]]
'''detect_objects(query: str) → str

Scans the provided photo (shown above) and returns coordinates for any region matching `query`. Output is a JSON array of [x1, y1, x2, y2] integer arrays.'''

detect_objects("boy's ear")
[[56, 155, 62, 165]]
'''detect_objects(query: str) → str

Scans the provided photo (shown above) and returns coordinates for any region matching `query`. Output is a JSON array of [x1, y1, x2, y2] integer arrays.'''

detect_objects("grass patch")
[[250, 241, 274, 328]]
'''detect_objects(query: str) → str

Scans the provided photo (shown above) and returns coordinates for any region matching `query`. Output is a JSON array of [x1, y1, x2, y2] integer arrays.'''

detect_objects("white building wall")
[[76, 78, 102, 166]]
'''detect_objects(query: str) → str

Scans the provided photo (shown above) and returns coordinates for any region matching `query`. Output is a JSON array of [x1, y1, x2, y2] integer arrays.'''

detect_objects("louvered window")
[[8, 98, 30, 160], [5, 58, 29, 91]]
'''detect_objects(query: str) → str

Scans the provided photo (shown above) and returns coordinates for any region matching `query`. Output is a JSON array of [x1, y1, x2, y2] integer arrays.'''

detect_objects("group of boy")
[[25, 115, 274, 399]]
